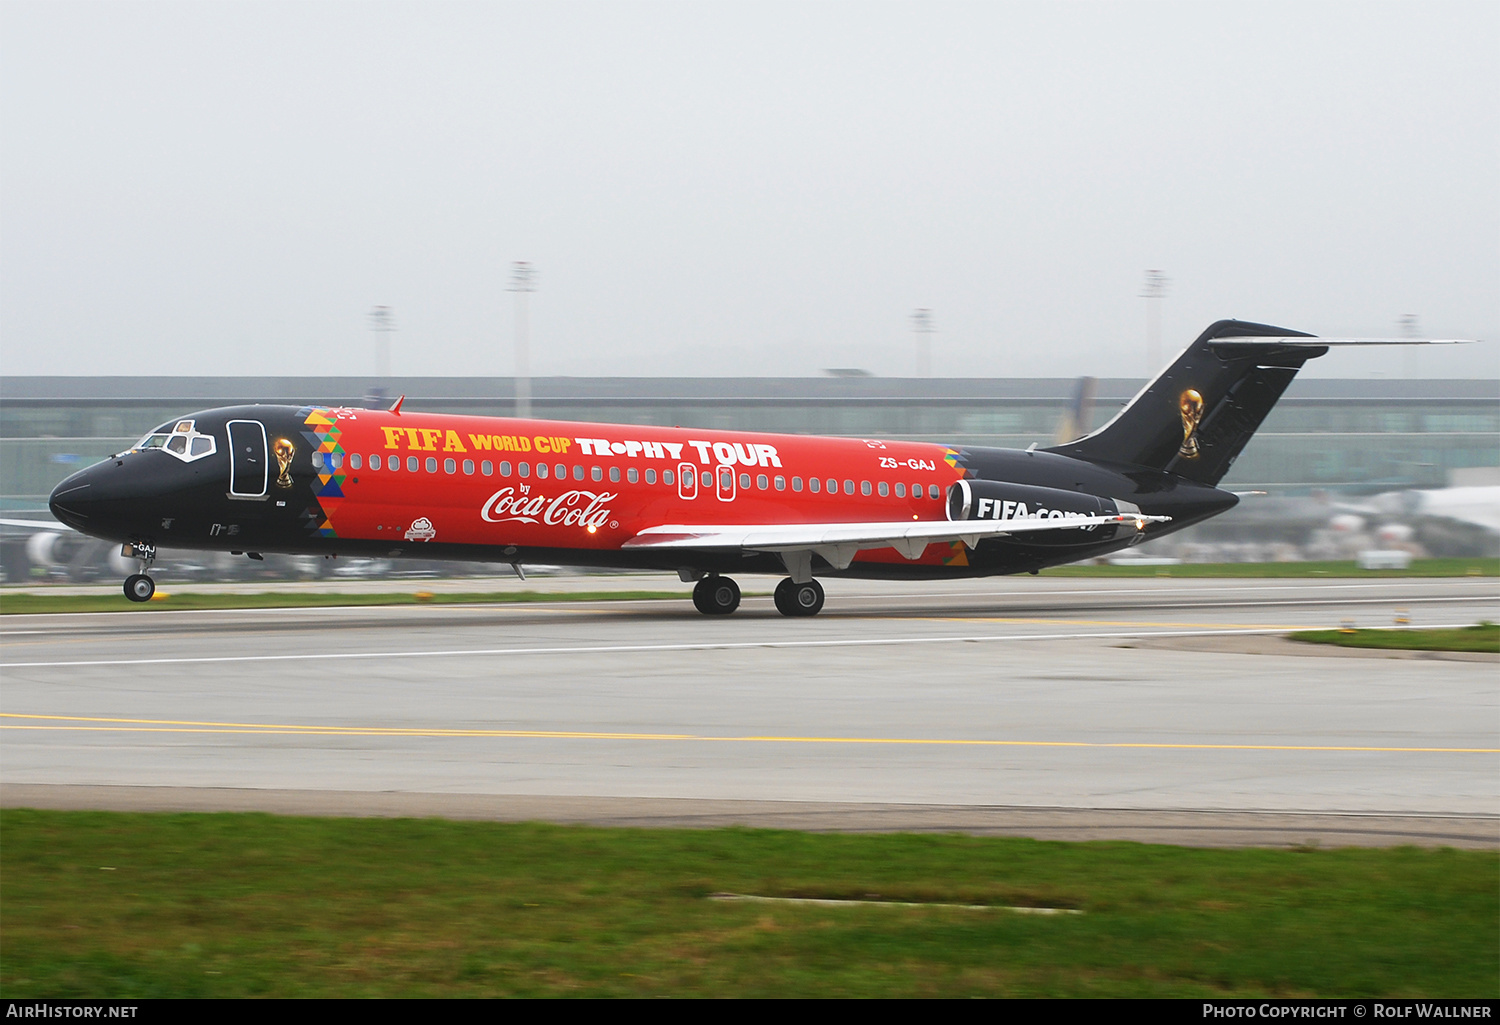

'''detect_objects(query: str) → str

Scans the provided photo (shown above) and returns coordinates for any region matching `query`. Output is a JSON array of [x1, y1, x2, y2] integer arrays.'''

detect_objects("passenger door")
[[227, 420, 269, 498]]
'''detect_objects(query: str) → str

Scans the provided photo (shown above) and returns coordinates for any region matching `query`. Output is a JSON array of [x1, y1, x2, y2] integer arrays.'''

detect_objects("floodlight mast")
[[369, 305, 395, 378], [1399, 313, 1420, 378], [910, 308, 934, 378], [1140, 270, 1169, 376], [509, 261, 536, 419]]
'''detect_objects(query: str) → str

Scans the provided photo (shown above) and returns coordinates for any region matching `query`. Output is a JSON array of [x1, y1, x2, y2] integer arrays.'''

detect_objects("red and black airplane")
[[47, 320, 1450, 615]]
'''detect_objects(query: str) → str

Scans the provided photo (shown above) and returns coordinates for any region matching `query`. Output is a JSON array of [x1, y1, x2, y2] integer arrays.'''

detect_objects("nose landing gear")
[[773, 577, 824, 617], [124, 574, 155, 602], [122, 543, 157, 603], [691, 575, 741, 615]]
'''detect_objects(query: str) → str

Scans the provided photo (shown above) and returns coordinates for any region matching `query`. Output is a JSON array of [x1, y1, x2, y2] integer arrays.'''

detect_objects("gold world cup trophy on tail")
[[1178, 389, 1204, 459]]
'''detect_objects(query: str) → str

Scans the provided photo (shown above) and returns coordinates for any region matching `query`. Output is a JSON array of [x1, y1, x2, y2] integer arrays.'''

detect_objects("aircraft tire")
[[790, 578, 824, 617], [773, 578, 797, 616], [693, 575, 740, 615], [124, 574, 155, 603]]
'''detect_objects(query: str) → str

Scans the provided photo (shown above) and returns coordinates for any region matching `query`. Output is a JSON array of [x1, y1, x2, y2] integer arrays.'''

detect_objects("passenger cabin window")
[[350, 453, 362, 470]]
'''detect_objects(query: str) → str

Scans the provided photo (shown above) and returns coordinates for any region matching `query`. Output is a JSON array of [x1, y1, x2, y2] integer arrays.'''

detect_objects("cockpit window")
[[135, 419, 217, 463]]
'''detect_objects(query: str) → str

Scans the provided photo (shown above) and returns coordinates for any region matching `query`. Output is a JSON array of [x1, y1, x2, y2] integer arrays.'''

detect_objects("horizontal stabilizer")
[[1210, 336, 1472, 347]]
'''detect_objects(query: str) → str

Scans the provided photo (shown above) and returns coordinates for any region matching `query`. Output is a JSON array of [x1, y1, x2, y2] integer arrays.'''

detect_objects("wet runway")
[[3, 575, 1497, 846]]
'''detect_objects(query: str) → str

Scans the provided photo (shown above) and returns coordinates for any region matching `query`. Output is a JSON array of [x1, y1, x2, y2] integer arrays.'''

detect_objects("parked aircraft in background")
[[48, 320, 1461, 615]]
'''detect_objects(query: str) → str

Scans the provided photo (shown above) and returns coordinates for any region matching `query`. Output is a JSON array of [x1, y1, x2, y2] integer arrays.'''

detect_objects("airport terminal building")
[[2, 375, 1497, 512]]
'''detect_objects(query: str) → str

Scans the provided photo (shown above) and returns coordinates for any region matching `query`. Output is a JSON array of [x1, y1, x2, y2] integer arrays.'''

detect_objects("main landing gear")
[[689, 574, 826, 617], [773, 577, 824, 617], [123, 543, 157, 603], [692, 575, 741, 615]]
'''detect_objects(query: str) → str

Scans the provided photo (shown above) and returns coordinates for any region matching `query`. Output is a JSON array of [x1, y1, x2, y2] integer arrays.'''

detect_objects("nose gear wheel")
[[124, 574, 155, 602]]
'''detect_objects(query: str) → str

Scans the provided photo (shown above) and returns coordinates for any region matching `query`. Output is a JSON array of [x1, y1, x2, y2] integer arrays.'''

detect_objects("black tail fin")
[[1044, 320, 1327, 485]]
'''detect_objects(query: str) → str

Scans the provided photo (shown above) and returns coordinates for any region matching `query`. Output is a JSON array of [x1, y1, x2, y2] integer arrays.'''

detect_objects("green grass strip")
[[0, 590, 687, 615], [1290, 623, 1499, 654], [1, 810, 1495, 998]]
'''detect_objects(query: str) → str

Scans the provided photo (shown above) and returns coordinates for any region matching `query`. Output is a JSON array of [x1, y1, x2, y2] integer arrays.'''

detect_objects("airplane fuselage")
[[62, 320, 1397, 614], [48, 403, 1233, 582]]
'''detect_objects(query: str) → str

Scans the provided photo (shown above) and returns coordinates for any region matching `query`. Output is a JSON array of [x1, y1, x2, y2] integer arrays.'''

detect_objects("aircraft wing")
[[623, 513, 1170, 569], [0, 518, 75, 536]]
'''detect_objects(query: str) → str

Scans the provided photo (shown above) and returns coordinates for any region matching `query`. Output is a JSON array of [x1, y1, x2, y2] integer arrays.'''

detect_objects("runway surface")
[[4, 575, 1497, 847]]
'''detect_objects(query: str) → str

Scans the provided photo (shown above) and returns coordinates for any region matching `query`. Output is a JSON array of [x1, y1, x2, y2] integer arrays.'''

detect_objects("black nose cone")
[[49, 468, 97, 532], [48, 457, 153, 543]]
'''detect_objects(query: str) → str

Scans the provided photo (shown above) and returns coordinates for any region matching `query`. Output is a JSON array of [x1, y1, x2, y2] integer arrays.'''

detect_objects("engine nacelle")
[[947, 479, 1137, 545], [25, 530, 65, 567]]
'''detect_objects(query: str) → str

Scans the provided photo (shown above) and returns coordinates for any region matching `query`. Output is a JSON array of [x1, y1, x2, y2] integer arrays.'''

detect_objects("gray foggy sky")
[[2, 1, 1495, 381]]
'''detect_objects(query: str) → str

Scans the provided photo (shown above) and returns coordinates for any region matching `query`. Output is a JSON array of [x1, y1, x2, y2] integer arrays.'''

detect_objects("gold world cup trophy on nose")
[[273, 438, 296, 489], [1178, 389, 1204, 459]]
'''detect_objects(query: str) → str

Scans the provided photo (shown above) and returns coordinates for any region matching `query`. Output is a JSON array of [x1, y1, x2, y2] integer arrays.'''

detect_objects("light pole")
[[1140, 270, 1168, 377], [369, 305, 395, 378], [1399, 313, 1419, 379], [910, 308, 934, 378], [509, 262, 536, 419]]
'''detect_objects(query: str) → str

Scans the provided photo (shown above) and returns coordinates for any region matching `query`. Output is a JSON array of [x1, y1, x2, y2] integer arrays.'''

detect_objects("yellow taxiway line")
[[3, 713, 1495, 754]]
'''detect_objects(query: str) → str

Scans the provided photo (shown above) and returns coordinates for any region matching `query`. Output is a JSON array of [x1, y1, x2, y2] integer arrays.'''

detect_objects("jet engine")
[[946, 479, 1139, 545]]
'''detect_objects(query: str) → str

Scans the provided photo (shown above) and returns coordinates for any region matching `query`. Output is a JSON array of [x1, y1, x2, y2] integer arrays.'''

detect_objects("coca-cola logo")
[[480, 486, 617, 529]]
